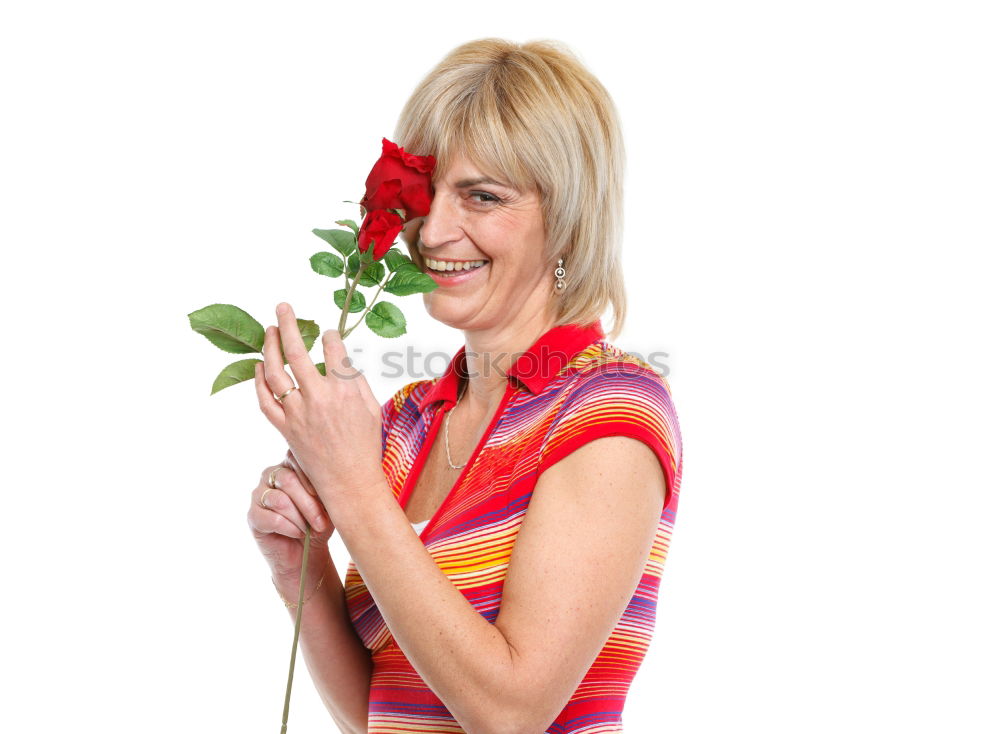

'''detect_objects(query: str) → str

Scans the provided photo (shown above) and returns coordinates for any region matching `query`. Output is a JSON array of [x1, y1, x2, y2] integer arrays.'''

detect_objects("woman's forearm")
[[329, 485, 519, 733], [272, 550, 372, 733]]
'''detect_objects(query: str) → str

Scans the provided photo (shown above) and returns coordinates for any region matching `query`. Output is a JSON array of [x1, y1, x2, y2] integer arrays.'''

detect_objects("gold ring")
[[275, 386, 298, 403], [267, 467, 281, 488], [259, 487, 276, 509]]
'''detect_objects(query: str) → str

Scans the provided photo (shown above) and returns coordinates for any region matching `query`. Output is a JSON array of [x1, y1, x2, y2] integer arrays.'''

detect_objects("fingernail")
[[313, 515, 326, 532]]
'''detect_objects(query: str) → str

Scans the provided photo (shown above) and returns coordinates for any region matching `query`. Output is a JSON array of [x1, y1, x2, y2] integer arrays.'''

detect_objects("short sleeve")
[[538, 365, 683, 509]]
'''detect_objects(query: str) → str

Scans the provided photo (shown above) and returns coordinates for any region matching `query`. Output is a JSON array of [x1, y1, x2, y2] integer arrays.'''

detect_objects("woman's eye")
[[470, 191, 499, 204]]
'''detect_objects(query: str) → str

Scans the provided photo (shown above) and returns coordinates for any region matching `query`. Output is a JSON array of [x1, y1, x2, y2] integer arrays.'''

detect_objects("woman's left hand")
[[254, 302, 386, 520]]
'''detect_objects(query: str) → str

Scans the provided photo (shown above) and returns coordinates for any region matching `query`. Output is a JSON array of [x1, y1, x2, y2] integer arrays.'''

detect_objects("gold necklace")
[[444, 378, 468, 470]]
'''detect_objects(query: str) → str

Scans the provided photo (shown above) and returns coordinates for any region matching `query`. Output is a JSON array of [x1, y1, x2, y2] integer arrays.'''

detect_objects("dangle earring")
[[554, 257, 566, 292]]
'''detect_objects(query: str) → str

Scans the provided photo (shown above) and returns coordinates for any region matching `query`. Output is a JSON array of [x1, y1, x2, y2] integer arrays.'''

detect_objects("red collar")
[[417, 320, 605, 411]]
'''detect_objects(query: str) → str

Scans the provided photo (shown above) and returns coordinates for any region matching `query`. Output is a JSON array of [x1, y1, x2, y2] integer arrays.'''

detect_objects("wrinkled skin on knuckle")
[[247, 506, 271, 538], [265, 367, 284, 386], [273, 489, 292, 512], [283, 471, 300, 491]]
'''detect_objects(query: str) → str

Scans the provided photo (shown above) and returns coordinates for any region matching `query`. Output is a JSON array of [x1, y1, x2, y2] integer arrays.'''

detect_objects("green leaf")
[[346, 251, 360, 278], [312, 228, 356, 257], [394, 261, 422, 275], [189, 304, 265, 354], [297, 318, 321, 352], [384, 268, 438, 296], [347, 251, 383, 287], [335, 219, 359, 235], [310, 251, 345, 278], [383, 248, 411, 273], [272, 318, 320, 364], [365, 301, 406, 338], [315, 362, 326, 376], [211, 358, 261, 395], [390, 207, 406, 221], [363, 261, 385, 286], [334, 288, 366, 313]]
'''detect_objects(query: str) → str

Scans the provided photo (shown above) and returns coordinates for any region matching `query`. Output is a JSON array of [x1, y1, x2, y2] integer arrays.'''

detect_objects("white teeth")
[[426, 258, 488, 272]]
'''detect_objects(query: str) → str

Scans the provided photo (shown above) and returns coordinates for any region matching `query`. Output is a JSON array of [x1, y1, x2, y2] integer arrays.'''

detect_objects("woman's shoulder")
[[540, 337, 683, 504], [556, 337, 682, 459], [561, 338, 676, 403]]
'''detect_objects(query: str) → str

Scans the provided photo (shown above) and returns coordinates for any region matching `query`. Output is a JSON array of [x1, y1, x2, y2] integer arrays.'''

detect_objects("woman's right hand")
[[247, 449, 334, 581]]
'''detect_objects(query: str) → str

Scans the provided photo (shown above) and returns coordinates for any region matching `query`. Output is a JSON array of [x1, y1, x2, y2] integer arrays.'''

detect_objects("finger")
[[254, 362, 285, 430], [275, 302, 320, 394], [248, 503, 305, 539], [255, 484, 310, 536], [272, 464, 329, 531], [322, 329, 381, 426], [285, 449, 319, 497], [323, 330, 381, 419], [262, 324, 296, 401], [322, 328, 359, 384]]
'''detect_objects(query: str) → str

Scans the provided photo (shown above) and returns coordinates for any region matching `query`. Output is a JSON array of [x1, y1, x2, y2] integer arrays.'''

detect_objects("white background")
[[2, 1, 997, 732]]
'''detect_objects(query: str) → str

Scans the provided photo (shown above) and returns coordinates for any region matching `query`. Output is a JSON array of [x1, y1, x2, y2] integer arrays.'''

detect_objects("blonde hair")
[[394, 38, 627, 341]]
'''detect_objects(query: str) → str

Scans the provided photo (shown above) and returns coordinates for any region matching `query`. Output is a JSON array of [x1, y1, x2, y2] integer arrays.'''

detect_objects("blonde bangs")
[[394, 71, 540, 197]]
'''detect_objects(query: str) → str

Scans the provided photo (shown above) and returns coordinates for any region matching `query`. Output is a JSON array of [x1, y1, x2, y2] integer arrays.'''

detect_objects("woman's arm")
[[271, 550, 372, 734], [328, 435, 666, 734]]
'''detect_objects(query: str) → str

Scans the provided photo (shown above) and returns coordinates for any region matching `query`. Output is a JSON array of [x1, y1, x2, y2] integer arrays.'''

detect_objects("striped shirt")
[[345, 319, 683, 732]]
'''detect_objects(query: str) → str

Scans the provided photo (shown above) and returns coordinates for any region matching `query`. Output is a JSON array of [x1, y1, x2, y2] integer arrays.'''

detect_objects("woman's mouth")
[[424, 258, 490, 285]]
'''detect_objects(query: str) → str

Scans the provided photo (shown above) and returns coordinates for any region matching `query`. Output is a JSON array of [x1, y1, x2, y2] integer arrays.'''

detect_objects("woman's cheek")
[[402, 218, 422, 248]]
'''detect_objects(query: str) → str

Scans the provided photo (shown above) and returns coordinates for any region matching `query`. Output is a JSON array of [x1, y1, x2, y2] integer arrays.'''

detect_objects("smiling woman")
[[395, 37, 627, 342], [251, 37, 684, 734]]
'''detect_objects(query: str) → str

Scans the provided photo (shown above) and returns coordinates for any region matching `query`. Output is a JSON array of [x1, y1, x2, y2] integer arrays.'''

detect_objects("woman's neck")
[[460, 309, 557, 413]]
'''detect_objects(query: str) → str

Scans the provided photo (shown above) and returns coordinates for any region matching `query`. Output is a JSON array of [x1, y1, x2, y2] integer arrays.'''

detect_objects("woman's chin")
[[424, 296, 484, 328]]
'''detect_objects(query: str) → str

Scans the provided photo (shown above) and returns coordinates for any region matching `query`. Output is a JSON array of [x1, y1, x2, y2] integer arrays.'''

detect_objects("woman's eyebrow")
[[452, 176, 508, 188]]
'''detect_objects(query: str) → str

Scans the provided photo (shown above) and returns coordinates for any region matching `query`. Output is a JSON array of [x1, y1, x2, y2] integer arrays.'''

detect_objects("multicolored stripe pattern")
[[345, 320, 683, 732]]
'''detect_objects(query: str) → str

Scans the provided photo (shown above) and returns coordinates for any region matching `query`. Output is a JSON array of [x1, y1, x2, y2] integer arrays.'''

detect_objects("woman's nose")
[[418, 190, 462, 249]]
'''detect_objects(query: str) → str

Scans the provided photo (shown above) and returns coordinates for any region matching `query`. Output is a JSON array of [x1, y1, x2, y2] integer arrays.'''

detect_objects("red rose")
[[358, 209, 404, 261], [360, 138, 436, 221]]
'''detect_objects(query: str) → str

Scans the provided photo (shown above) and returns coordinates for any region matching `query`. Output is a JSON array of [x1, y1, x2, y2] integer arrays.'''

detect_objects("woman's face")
[[403, 154, 554, 331]]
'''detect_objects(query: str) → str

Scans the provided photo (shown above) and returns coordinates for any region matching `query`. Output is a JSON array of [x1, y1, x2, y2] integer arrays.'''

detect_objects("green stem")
[[280, 524, 312, 733], [338, 262, 368, 335], [343, 280, 387, 340]]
